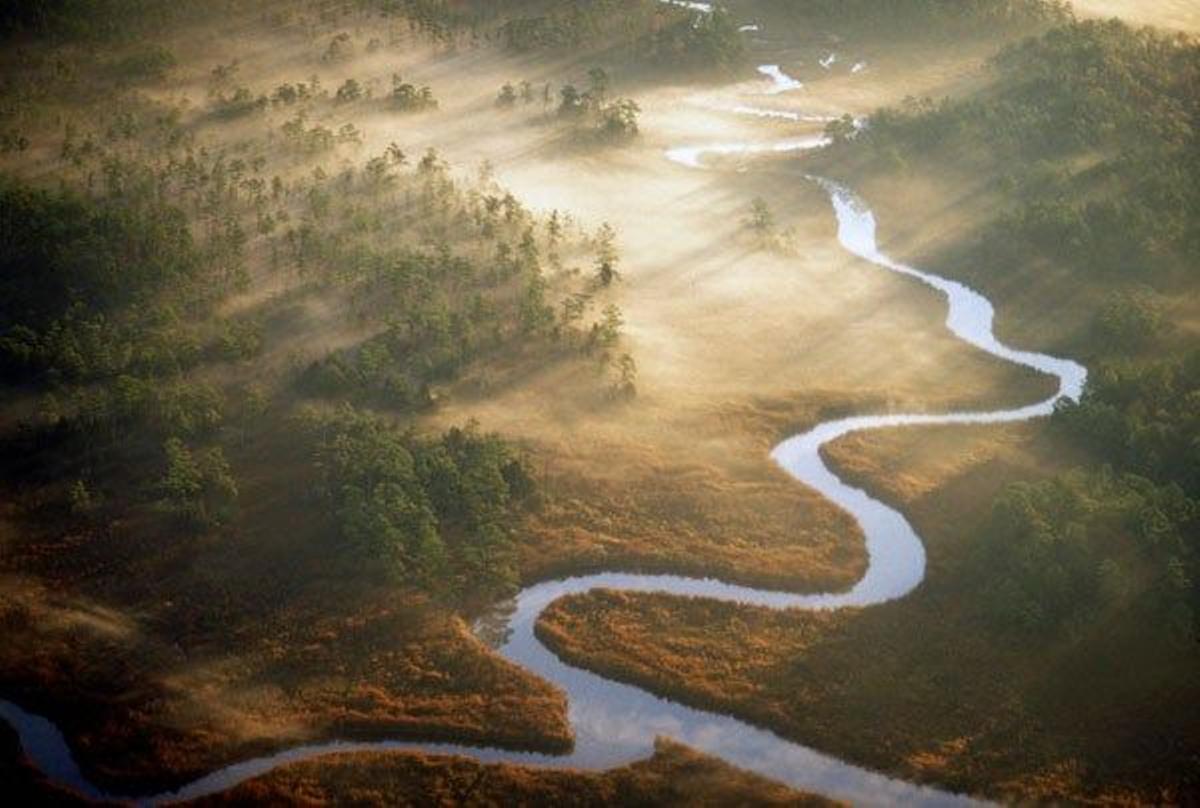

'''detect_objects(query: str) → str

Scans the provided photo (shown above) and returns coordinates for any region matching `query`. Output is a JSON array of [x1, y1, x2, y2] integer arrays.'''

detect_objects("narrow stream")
[[0, 26, 1086, 808]]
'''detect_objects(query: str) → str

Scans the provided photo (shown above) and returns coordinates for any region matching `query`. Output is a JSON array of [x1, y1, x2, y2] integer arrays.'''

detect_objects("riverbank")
[[185, 738, 837, 807]]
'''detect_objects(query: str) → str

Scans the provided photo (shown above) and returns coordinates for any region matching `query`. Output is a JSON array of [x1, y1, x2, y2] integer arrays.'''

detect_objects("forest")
[[366, 0, 744, 72], [760, 0, 1071, 37], [850, 20, 1199, 279]]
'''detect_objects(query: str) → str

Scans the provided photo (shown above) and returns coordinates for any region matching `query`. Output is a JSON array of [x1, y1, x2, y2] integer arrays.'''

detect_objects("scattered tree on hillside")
[[392, 73, 438, 112], [496, 82, 517, 108], [335, 78, 363, 103], [747, 198, 775, 236], [594, 223, 620, 286]]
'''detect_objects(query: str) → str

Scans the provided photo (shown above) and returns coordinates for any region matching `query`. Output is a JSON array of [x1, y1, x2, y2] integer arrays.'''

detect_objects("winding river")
[[0, 26, 1087, 808]]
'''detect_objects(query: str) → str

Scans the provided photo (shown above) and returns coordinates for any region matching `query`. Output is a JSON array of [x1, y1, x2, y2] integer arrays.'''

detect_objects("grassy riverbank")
[[185, 738, 837, 806]]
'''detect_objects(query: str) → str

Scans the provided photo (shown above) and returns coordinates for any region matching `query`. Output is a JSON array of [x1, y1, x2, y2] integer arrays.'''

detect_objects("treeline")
[[0, 0, 239, 40], [0, 179, 198, 380], [368, 0, 743, 72], [762, 0, 1069, 37], [0, 166, 248, 533], [970, 333, 1198, 646], [362, 0, 489, 42], [0, 167, 247, 532], [1057, 354, 1200, 498], [499, 1, 743, 72], [305, 408, 536, 600], [0, 155, 253, 385]]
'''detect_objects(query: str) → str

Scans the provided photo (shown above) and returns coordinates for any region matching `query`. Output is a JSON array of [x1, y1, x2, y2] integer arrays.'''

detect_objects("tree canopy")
[[308, 408, 537, 600]]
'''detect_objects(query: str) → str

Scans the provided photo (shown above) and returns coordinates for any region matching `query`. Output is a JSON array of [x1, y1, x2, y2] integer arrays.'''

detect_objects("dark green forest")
[[373, 0, 744, 72], [1, 0, 742, 74], [0, 0, 240, 39], [851, 21, 1199, 280], [761, 0, 1070, 37], [307, 408, 537, 599]]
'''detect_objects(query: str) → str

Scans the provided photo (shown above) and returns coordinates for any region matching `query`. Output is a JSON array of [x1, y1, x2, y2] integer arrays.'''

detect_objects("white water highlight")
[[729, 105, 838, 123], [666, 134, 830, 168], [757, 63, 804, 94], [661, 0, 713, 13]]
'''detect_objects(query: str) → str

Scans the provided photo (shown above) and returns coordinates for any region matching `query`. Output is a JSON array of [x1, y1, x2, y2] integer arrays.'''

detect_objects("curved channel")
[[1, 48, 1085, 808]]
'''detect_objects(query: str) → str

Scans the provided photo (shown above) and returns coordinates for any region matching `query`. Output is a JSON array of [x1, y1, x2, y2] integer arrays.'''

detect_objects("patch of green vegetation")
[[158, 436, 239, 530], [554, 68, 642, 143], [390, 73, 438, 112], [978, 347, 1198, 643], [973, 466, 1196, 640], [110, 45, 176, 82], [497, 67, 641, 147], [1056, 352, 1200, 495], [305, 408, 537, 601], [500, 1, 742, 71], [287, 145, 629, 407], [0, 179, 197, 328], [0, 176, 208, 383]]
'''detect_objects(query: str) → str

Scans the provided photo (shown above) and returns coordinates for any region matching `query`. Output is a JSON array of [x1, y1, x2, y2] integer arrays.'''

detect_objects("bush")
[[391, 74, 437, 112], [212, 87, 266, 119], [335, 78, 363, 104]]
